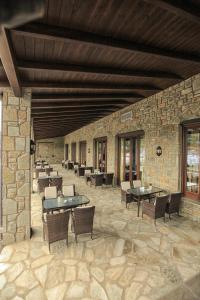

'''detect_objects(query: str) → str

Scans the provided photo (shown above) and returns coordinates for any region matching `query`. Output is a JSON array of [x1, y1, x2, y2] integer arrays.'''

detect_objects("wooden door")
[[71, 143, 76, 162]]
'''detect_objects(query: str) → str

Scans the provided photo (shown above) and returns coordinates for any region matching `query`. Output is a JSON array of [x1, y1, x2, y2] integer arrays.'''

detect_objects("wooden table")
[[38, 176, 62, 193]]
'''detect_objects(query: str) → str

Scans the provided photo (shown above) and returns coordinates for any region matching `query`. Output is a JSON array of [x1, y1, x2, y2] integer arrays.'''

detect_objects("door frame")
[[93, 136, 107, 171], [181, 119, 200, 200], [115, 130, 144, 185], [79, 140, 87, 165]]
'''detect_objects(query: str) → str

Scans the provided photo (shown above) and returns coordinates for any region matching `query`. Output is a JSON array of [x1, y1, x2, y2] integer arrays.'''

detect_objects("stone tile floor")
[[0, 165, 200, 299]]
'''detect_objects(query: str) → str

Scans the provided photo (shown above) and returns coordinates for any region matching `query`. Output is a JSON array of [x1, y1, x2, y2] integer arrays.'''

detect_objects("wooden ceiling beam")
[[13, 22, 200, 64], [32, 107, 119, 114], [144, 0, 200, 25], [31, 92, 141, 100], [31, 100, 129, 108], [23, 81, 161, 92], [0, 28, 21, 96], [18, 60, 181, 80], [33, 113, 109, 120]]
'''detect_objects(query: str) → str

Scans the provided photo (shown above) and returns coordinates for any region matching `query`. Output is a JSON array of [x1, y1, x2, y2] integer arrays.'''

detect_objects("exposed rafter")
[[23, 81, 161, 92], [144, 0, 200, 25], [31, 92, 141, 100], [0, 28, 21, 96], [31, 100, 129, 109], [18, 60, 181, 80], [13, 21, 200, 64]]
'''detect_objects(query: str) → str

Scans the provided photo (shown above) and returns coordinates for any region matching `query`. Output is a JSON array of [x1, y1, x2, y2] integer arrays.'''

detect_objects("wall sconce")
[[30, 139, 36, 155], [156, 146, 162, 156], [88, 148, 90, 154]]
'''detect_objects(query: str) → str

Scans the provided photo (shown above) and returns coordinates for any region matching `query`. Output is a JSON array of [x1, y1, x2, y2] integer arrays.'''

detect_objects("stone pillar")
[[2, 88, 31, 245]]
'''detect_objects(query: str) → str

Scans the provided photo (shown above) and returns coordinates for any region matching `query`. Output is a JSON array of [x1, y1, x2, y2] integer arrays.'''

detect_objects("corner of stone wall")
[[2, 88, 31, 245]]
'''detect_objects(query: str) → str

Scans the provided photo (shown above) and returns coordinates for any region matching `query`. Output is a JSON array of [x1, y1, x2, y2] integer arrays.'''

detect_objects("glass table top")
[[128, 186, 163, 197], [43, 195, 90, 210]]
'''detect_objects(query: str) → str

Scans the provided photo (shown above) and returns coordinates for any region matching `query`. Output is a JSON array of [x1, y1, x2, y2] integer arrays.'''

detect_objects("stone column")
[[2, 88, 31, 245]]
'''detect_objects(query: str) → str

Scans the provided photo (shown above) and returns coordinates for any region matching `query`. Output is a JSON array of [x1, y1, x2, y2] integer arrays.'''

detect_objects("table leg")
[[137, 196, 140, 217]]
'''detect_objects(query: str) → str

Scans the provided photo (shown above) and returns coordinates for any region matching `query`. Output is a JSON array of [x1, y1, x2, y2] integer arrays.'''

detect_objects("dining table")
[[128, 186, 164, 217], [38, 175, 63, 193], [43, 195, 90, 212]]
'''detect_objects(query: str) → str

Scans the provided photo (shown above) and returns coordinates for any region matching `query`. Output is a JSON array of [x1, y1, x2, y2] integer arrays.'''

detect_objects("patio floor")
[[0, 165, 200, 300]]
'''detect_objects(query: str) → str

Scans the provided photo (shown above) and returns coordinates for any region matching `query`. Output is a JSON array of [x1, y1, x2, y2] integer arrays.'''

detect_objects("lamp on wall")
[[30, 139, 36, 155], [156, 146, 162, 156]]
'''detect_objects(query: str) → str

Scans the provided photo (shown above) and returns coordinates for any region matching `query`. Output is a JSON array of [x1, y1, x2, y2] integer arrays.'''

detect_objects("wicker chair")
[[142, 194, 169, 224], [132, 180, 141, 188], [165, 192, 182, 219], [38, 177, 49, 193], [90, 174, 104, 187], [45, 186, 57, 199], [43, 210, 70, 252], [50, 171, 58, 176], [49, 177, 62, 192], [62, 185, 75, 197], [72, 206, 95, 242], [45, 167, 53, 176], [85, 170, 92, 185], [103, 173, 114, 186], [121, 181, 133, 208]]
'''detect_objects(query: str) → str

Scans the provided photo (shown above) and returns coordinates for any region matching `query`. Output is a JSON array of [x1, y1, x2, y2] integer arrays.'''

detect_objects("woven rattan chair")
[[49, 177, 62, 192], [142, 194, 169, 224], [50, 171, 58, 176], [103, 173, 114, 186], [43, 210, 70, 252], [121, 181, 133, 208], [132, 180, 142, 188], [91, 174, 104, 187], [72, 206, 95, 242], [62, 184, 75, 197], [45, 186, 57, 199], [165, 192, 182, 219], [38, 177, 49, 193]]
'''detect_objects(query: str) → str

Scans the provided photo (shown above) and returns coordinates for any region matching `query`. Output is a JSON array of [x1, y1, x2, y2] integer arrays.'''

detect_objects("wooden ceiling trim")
[[31, 92, 142, 100], [18, 60, 181, 80], [32, 106, 119, 113], [144, 0, 200, 25], [13, 21, 200, 64], [31, 100, 129, 108], [23, 81, 161, 92], [32, 113, 112, 119], [0, 28, 21, 96], [32, 109, 117, 116]]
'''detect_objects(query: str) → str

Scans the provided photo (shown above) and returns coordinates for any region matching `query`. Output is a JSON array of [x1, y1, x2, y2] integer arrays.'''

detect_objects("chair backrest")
[[74, 165, 79, 170], [50, 171, 58, 176], [39, 172, 47, 178], [121, 181, 131, 191], [132, 180, 141, 188], [36, 166, 41, 169], [44, 165, 50, 169], [104, 173, 114, 185], [169, 192, 182, 213], [85, 169, 91, 175], [62, 185, 75, 197], [46, 210, 70, 243], [80, 164, 85, 167], [93, 174, 104, 186], [155, 194, 169, 217], [94, 169, 99, 174], [73, 206, 95, 235], [45, 186, 57, 199]]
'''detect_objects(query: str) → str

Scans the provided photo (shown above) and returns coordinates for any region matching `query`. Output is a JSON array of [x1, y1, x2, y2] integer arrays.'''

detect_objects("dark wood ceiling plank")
[[0, 28, 21, 96], [32, 107, 118, 114], [31, 92, 142, 100], [144, 0, 200, 25], [31, 100, 129, 108], [18, 60, 181, 80], [23, 81, 161, 91], [13, 21, 200, 64]]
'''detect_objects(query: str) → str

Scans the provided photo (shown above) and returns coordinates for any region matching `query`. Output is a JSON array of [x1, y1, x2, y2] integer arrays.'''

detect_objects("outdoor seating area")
[[1, 1, 200, 299]]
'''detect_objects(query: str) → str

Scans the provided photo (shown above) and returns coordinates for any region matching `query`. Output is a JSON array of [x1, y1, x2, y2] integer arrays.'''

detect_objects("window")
[[183, 120, 200, 200]]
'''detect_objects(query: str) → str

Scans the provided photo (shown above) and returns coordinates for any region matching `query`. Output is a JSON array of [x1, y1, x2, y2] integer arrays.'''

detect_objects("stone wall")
[[64, 74, 200, 195], [2, 89, 31, 245], [35, 136, 64, 164]]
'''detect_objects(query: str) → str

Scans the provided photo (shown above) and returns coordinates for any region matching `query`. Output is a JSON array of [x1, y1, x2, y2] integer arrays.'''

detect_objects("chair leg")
[[48, 242, 50, 253], [75, 234, 78, 243], [164, 214, 166, 222], [142, 212, 143, 218], [169, 213, 171, 220], [91, 231, 93, 240], [154, 219, 156, 225]]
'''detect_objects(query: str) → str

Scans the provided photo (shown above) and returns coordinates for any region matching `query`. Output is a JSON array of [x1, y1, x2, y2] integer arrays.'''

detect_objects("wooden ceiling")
[[0, 0, 200, 139]]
